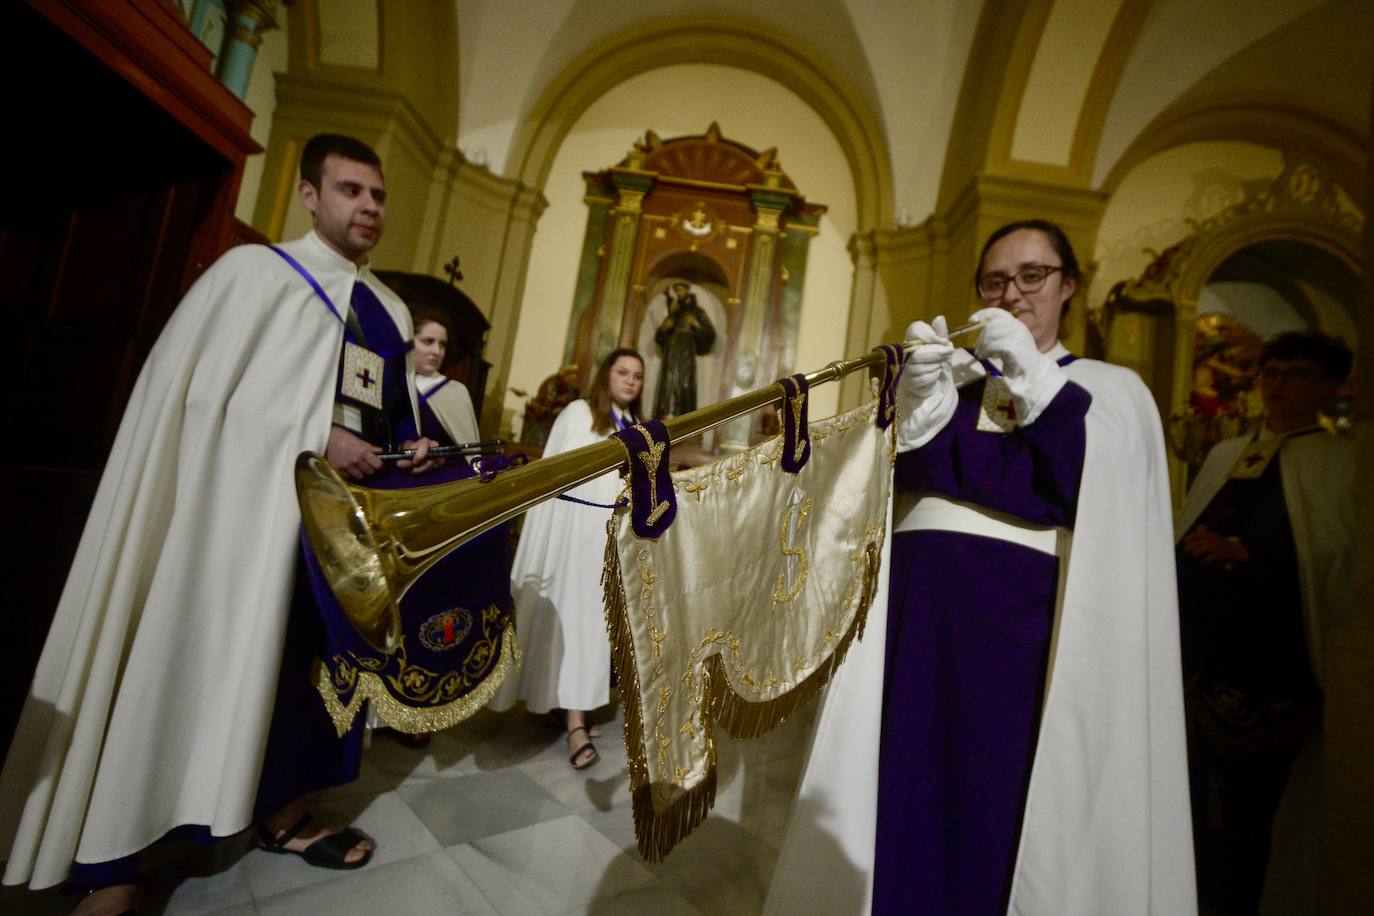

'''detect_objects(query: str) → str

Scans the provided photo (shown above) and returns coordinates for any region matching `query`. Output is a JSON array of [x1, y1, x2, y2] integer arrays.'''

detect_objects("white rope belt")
[[893, 493, 1064, 556]]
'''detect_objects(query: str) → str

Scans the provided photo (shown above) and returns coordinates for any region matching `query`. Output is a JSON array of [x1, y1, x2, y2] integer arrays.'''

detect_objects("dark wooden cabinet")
[[1, 0, 260, 758]]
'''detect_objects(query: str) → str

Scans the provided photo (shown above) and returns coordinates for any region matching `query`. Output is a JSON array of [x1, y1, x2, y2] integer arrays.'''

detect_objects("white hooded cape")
[[1175, 427, 1354, 915], [418, 375, 479, 444], [1175, 427, 1354, 682], [768, 358, 1196, 915], [0, 232, 418, 888]]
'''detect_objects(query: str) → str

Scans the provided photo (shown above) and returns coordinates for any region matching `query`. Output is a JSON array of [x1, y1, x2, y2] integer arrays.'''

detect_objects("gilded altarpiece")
[[1094, 156, 1362, 501], [566, 124, 825, 454]]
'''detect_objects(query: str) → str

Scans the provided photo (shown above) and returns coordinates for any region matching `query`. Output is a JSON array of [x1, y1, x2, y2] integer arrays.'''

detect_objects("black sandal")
[[257, 814, 374, 870], [568, 725, 600, 770]]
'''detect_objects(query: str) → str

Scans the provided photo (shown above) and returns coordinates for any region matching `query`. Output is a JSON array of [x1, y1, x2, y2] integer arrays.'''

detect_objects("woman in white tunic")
[[412, 307, 480, 446], [494, 348, 644, 768]]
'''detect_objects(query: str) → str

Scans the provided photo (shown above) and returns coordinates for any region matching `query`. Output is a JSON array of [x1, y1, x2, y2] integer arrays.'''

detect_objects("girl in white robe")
[[492, 348, 645, 768], [412, 311, 480, 446]]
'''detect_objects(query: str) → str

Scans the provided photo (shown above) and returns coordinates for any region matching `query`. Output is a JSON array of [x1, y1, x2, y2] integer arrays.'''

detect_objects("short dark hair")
[[1259, 330, 1353, 380], [976, 219, 1082, 313], [300, 133, 382, 189]]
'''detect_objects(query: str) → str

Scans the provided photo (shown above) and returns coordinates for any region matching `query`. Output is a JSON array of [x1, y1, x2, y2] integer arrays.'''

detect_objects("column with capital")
[[216, 0, 280, 99], [593, 169, 654, 367], [719, 186, 787, 452]]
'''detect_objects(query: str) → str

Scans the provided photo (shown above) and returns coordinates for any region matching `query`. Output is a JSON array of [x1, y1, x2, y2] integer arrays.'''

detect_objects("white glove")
[[970, 307, 1067, 426], [896, 316, 958, 451], [903, 316, 955, 394]]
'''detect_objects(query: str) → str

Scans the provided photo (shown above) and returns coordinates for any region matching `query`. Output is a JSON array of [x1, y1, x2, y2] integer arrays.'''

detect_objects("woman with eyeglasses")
[[874, 220, 1194, 913]]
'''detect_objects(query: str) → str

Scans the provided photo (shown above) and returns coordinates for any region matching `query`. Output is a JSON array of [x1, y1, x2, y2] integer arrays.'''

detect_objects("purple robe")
[[874, 373, 1090, 914]]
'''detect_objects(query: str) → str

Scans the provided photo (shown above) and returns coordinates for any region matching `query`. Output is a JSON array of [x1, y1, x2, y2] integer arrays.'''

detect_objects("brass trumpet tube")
[[369, 321, 982, 580]]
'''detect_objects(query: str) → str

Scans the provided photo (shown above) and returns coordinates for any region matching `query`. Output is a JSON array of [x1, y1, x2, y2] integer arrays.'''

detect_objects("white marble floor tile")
[[361, 726, 492, 786], [447, 814, 658, 916], [161, 851, 256, 915], [586, 880, 702, 915], [395, 767, 572, 847], [254, 849, 496, 916], [241, 789, 440, 900], [660, 860, 775, 916], [514, 753, 633, 817]]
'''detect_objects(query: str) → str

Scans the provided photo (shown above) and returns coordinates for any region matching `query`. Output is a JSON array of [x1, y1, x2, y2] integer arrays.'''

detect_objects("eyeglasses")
[[976, 265, 1062, 300], [1258, 366, 1326, 384]]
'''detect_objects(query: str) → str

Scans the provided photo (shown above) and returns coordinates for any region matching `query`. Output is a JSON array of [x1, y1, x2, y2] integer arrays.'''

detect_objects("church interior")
[[2, 0, 1371, 913]]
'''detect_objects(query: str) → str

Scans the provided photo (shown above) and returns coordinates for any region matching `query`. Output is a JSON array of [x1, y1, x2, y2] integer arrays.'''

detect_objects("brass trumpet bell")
[[295, 454, 402, 652]]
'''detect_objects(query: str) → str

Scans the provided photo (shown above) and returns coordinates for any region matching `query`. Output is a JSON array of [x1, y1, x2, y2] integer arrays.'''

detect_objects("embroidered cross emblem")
[[356, 367, 376, 389], [993, 397, 1016, 421], [1243, 451, 1266, 468]]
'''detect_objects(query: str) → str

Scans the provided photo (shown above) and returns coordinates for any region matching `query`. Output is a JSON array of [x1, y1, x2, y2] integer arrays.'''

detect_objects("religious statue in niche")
[[1190, 314, 1261, 419], [653, 281, 717, 417]]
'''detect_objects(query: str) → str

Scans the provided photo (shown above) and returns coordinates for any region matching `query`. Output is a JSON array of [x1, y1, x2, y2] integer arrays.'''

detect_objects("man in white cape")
[[1175, 330, 1354, 916], [0, 134, 437, 910]]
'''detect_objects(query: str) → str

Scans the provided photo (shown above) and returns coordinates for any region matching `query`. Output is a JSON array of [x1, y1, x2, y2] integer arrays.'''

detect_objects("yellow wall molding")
[[1101, 95, 1368, 202], [937, 0, 1053, 211], [288, 0, 457, 141], [502, 17, 893, 232], [1065, 0, 1151, 183]]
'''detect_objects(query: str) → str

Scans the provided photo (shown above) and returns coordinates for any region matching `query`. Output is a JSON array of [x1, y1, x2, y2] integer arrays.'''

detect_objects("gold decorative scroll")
[[603, 399, 891, 861]]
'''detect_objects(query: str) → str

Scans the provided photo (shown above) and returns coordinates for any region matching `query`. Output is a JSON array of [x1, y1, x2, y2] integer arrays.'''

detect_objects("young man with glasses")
[[1176, 330, 1354, 914]]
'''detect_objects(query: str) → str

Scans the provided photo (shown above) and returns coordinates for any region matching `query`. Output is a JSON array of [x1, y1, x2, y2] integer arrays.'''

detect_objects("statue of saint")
[[653, 282, 716, 417]]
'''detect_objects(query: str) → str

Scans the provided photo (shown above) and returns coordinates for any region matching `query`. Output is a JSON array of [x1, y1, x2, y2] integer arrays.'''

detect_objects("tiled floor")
[[1, 702, 814, 915]]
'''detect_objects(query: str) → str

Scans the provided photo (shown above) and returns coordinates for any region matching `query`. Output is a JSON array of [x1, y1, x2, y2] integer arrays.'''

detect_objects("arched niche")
[[570, 125, 827, 453], [504, 19, 891, 233], [1098, 155, 1362, 496]]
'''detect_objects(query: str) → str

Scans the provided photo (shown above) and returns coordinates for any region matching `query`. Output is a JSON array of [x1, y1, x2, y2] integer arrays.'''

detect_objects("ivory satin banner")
[[603, 399, 892, 860]]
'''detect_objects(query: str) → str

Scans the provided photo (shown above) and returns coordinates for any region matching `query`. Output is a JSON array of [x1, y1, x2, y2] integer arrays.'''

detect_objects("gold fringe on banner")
[[603, 524, 882, 862], [314, 614, 520, 737]]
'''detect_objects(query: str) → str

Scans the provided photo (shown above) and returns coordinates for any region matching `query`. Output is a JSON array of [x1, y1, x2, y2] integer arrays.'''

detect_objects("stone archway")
[[1099, 155, 1364, 496], [504, 19, 892, 231]]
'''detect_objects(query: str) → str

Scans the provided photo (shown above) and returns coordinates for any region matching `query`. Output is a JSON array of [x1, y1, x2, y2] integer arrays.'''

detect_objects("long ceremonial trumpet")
[[296, 320, 983, 651]]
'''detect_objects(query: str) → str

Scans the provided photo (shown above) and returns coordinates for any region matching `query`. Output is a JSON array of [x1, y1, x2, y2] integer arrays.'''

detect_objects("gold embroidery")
[[788, 389, 808, 463], [772, 496, 812, 607], [632, 423, 671, 524], [314, 605, 519, 736], [600, 400, 889, 862]]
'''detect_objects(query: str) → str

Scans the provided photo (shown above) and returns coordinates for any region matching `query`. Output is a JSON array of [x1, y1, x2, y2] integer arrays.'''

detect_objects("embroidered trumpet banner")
[[308, 520, 519, 737], [603, 398, 893, 861]]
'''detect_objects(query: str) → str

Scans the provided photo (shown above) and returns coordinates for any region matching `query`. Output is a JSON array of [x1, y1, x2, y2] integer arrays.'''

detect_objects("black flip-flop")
[[568, 725, 600, 770], [257, 814, 374, 870]]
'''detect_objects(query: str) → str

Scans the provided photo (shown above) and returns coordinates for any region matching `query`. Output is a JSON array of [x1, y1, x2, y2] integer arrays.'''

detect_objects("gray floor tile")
[[254, 849, 495, 916], [585, 879, 702, 915], [447, 814, 658, 915], [394, 767, 572, 847]]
